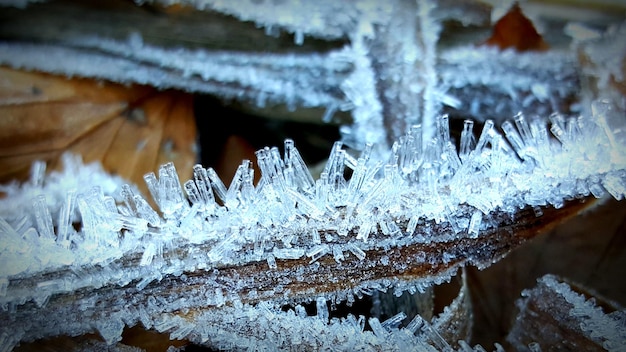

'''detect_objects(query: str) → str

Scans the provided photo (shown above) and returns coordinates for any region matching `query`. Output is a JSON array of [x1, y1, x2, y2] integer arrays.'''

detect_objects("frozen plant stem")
[[0, 200, 591, 345], [0, 99, 625, 350]]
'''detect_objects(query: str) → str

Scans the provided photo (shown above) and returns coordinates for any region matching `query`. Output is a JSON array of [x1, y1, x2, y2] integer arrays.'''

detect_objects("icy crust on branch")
[[0, 39, 352, 113], [142, 0, 394, 41], [0, 99, 624, 303], [72, 34, 355, 112], [2, 267, 490, 351], [507, 274, 626, 351], [142, 0, 489, 43], [117, 296, 472, 351], [0, 100, 624, 350], [439, 46, 581, 120]]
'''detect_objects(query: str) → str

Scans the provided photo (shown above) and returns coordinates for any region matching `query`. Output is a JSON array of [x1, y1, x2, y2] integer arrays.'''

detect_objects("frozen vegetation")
[[0, 0, 625, 350], [1, 97, 625, 350]]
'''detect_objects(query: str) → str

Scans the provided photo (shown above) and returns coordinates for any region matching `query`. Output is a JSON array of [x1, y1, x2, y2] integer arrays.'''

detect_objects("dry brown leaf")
[[482, 2, 549, 52], [0, 66, 197, 200]]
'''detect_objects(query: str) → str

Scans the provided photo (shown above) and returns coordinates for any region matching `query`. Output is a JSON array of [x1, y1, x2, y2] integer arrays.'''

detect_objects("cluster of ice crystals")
[[508, 274, 626, 351], [0, 154, 128, 279], [1, 98, 625, 350]]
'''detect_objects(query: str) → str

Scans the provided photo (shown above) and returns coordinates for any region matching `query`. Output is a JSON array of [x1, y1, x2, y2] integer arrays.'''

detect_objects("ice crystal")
[[1, 97, 625, 350]]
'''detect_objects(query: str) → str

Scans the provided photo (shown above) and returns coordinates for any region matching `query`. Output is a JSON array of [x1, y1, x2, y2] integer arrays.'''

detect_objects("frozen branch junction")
[[1, 97, 625, 351]]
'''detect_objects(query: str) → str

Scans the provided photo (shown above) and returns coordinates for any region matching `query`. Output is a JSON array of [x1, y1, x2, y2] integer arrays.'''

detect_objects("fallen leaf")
[[482, 2, 549, 52], [0, 67, 197, 200]]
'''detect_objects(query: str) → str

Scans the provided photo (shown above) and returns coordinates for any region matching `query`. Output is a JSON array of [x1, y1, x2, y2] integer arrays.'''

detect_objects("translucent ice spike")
[[29, 159, 46, 187], [602, 171, 626, 201], [409, 124, 423, 156], [467, 210, 482, 238], [226, 161, 250, 206], [529, 117, 550, 148], [514, 112, 534, 148], [77, 187, 122, 247], [206, 167, 228, 204], [331, 245, 345, 263], [396, 127, 422, 178], [549, 112, 567, 145], [32, 194, 55, 241], [307, 244, 330, 263], [347, 155, 369, 200], [56, 190, 77, 247], [76, 194, 103, 247], [192, 164, 215, 206], [323, 141, 345, 177], [368, 317, 388, 338], [284, 139, 315, 191], [437, 114, 451, 145], [183, 180, 201, 205], [269, 147, 285, 177], [0, 217, 28, 254], [502, 120, 526, 159], [443, 141, 462, 175], [157, 162, 186, 217], [381, 312, 407, 330], [329, 151, 347, 192], [422, 138, 440, 167], [474, 119, 494, 154], [120, 184, 138, 216], [272, 247, 305, 260], [240, 167, 256, 204], [286, 188, 322, 217], [315, 172, 329, 203], [459, 120, 475, 160], [255, 147, 270, 182], [134, 194, 162, 227], [321, 103, 337, 123], [140, 242, 159, 266], [406, 314, 454, 351], [103, 196, 117, 214], [565, 117, 581, 147], [345, 242, 366, 260], [256, 146, 286, 189], [316, 296, 329, 323], [592, 99, 619, 149]]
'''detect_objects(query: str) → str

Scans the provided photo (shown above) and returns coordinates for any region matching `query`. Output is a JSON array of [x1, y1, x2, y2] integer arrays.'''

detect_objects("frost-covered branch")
[[1, 97, 625, 350], [0, 1, 625, 350], [507, 274, 626, 351]]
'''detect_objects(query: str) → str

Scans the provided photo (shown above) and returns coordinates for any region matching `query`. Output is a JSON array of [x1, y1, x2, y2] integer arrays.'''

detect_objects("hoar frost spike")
[[0, 99, 625, 350]]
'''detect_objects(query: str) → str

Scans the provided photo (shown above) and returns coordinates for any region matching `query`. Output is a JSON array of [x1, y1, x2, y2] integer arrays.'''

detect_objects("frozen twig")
[[1, 98, 624, 349]]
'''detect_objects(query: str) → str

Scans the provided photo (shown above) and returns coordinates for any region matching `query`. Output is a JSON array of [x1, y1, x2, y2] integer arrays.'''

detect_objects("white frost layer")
[[510, 274, 626, 351], [140, 0, 393, 40], [542, 275, 626, 351]]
